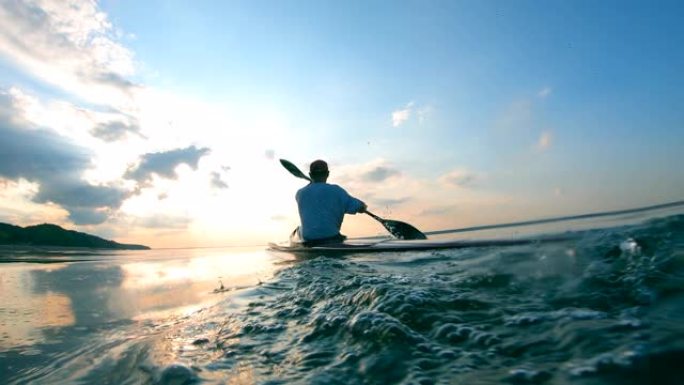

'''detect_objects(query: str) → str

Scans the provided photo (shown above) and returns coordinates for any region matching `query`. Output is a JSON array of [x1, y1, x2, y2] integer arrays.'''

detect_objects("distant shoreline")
[[0, 244, 150, 251], [0, 244, 149, 253], [0, 223, 150, 250]]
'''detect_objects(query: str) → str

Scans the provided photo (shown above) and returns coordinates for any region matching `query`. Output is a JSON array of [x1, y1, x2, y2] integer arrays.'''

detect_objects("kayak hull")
[[268, 235, 571, 254]]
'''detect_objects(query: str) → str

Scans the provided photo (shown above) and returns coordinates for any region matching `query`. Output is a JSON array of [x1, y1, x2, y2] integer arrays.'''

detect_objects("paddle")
[[280, 159, 427, 240]]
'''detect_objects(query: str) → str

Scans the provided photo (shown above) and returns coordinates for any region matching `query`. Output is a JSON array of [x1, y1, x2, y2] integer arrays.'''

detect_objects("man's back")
[[296, 182, 364, 241]]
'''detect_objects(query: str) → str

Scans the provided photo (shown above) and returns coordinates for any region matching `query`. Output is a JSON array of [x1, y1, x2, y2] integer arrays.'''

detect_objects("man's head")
[[309, 159, 329, 182]]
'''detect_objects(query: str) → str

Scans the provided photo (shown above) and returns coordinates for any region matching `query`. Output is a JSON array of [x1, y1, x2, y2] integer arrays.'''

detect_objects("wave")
[[11, 213, 684, 384], [138, 214, 684, 384]]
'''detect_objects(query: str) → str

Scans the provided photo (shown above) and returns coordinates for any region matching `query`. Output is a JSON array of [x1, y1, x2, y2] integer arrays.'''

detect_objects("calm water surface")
[[0, 247, 280, 383]]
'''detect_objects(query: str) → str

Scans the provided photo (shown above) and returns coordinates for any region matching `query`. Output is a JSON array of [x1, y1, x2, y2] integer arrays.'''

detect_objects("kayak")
[[268, 235, 572, 255]]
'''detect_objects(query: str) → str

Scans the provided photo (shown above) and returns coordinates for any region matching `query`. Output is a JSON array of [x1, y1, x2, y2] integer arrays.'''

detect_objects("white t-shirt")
[[296, 182, 365, 241]]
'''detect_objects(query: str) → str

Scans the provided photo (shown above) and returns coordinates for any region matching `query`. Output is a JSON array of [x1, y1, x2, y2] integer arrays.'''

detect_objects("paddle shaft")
[[364, 210, 387, 222]]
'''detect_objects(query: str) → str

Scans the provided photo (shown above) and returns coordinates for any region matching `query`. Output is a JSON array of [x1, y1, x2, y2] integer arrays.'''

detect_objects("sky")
[[0, 0, 682, 248]]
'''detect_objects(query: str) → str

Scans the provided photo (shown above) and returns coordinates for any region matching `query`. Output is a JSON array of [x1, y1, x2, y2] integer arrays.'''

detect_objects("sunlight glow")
[[0, 1, 681, 246]]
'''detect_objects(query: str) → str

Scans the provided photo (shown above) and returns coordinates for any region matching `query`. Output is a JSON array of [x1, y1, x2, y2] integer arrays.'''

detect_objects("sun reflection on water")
[[0, 263, 75, 350], [0, 248, 281, 354]]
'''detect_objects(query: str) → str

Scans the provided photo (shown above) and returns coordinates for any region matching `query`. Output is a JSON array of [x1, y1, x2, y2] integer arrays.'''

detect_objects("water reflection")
[[114, 250, 274, 319], [0, 264, 74, 350], [30, 263, 125, 327], [0, 247, 281, 382]]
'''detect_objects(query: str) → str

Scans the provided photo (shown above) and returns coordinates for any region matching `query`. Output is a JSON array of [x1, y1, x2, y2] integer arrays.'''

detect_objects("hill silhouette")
[[0, 223, 150, 250]]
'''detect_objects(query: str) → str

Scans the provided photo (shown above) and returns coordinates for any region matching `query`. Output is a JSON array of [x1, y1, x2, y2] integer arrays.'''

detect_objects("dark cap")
[[309, 159, 329, 174]]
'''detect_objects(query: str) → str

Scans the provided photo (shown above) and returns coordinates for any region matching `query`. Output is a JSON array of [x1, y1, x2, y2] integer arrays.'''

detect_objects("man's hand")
[[358, 202, 368, 213]]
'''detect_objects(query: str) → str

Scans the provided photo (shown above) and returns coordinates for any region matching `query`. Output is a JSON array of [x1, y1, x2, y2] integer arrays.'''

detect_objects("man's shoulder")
[[298, 183, 346, 194], [325, 183, 347, 193]]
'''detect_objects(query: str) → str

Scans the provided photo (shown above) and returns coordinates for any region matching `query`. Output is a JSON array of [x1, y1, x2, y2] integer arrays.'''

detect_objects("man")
[[295, 159, 367, 245]]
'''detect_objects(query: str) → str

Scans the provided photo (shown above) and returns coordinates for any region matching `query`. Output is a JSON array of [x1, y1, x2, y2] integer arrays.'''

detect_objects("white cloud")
[[537, 130, 553, 151], [537, 87, 552, 98], [0, 0, 137, 106], [391, 101, 433, 127], [0, 0, 301, 245], [8, 87, 139, 144], [0, 90, 131, 225], [392, 103, 412, 127], [0, 178, 69, 225]]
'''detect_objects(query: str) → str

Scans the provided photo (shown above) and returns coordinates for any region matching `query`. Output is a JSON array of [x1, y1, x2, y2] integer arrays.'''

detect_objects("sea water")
[[1, 212, 683, 384]]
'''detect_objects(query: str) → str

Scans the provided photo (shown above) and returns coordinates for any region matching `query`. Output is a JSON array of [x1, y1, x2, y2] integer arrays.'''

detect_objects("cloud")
[[537, 87, 552, 98], [33, 179, 126, 209], [0, 178, 68, 225], [0, 0, 138, 105], [124, 146, 211, 184], [392, 104, 412, 127], [361, 165, 401, 182], [90, 119, 141, 142], [333, 159, 404, 188], [135, 214, 192, 229], [0, 90, 128, 224], [438, 169, 478, 188], [265, 149, 275, 160], [537, 131, 553, 151], [391, 102, 432, 127], [417, 205, 460, 217], [210, 171, 228, 189], [64, 206, 110, 225], [371, 196, 411, 207], [3, 87, 141, 147]]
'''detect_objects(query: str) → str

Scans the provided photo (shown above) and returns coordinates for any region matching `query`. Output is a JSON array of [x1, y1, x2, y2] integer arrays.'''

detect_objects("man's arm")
[[346, 197, 367, 214], [338, 185, 367, 214]]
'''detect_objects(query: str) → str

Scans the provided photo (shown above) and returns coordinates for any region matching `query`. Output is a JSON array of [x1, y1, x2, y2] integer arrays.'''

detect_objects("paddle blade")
[[381, 219, 427, 240], [280, 159, 311, 182]]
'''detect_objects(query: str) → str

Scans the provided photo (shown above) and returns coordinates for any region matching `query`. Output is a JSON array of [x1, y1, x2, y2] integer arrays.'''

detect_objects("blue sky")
[[0, 0, 682, 247]]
